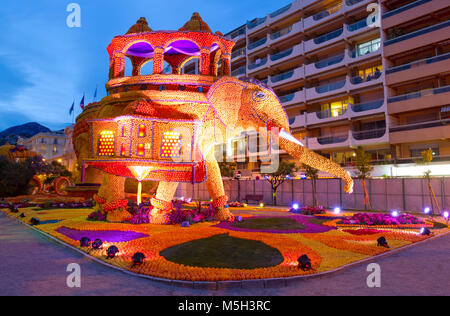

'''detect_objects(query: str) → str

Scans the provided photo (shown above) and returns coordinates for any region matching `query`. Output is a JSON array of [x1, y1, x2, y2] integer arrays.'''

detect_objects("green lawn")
[[231, 217, 305, 231], [160, 234, 284, 269]]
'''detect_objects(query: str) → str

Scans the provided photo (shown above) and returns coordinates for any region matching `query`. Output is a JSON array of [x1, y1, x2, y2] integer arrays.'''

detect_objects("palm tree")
[[354, 147, 373, 210], [303, 164, 319, 206]]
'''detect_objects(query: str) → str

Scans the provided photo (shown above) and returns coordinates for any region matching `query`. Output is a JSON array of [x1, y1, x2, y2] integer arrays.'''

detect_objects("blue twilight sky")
[[0, 0, 291, 132]]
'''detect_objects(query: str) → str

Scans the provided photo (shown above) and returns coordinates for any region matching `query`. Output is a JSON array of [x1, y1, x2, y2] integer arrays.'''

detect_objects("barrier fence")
[[176, 177, 450, 214]]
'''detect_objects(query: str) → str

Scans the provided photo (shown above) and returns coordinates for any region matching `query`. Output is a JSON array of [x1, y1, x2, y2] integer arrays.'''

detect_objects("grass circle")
[[160, 233, 284, 269], [231, 217, 305, 231]]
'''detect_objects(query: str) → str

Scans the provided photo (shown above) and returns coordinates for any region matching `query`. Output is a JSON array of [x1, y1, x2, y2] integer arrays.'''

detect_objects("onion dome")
[[179, 12, 212, 32], [126, 17, 152, 34]]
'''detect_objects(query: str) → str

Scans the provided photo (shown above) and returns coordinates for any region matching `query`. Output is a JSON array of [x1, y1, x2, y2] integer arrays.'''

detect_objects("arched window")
[[161, 131, 182, 158], [137, 143, 145, 156], [138, 124, 146, 137], [121, 125, 127, 137], [98, 130, 115, 156], [120, 144, 126, 156]]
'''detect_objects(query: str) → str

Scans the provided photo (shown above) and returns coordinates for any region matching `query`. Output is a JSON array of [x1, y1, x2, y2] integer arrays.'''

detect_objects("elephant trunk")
[[277, 130, 354, 194]]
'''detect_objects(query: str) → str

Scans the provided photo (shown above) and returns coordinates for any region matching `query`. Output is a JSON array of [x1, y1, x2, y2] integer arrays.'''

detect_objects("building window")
[[120, 144, 126, 156], [121, 125, 127, 137], [320, 97, 353, 118], [356, 38, 380, 56], [161, 131, 182, 158], [98, 130, 115, 156], [138, 124, 146, 137], [137, 143, 145, 156]]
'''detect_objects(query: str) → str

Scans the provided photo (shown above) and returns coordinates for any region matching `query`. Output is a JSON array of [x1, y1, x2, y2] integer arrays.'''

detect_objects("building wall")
[[21, 132, 66, 160]]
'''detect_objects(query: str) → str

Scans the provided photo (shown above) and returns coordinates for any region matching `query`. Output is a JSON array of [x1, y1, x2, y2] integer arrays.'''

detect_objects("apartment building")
[[18, 131, 66, 160], [224, 0, 450, 177]]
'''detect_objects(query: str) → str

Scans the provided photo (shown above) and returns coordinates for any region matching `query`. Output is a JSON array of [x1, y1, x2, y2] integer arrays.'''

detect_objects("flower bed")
[[290, 205, 326, 215], [337, 213, 433, 228], [1, 205, 447, 282]]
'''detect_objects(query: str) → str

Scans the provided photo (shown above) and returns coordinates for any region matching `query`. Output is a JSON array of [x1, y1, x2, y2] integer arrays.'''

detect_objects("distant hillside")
[[0, 122, 51, 146]]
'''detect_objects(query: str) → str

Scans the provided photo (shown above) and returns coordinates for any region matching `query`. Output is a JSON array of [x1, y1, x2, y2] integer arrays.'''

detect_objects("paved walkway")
[[0, 212, 449, 296]]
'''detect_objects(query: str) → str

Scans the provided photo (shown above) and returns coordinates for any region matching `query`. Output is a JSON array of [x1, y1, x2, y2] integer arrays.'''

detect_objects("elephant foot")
[[214, 207, 234, 222], [107, 209, 132, 223], [149, 207, 172, 225]]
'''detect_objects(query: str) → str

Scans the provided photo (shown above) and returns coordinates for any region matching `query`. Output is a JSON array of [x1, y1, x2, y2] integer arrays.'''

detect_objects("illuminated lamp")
[[91, 239, 103, 249], [391, 210, 399, 217], [424, 207, 431, 215], [292, 203, 300, 211], [128, 166, 153, 205], [334, 207, 342, 215], [132, 252, 146, 267], [297, 254, 312, 271], [420, 228, 431, 236], [80, 237, 91, 247], [443, 211, 449, 220], [106, 245, 119, 259], [377, 237, 389, 248], [259, 203, 265, 208], [286, 175, 290, 180], [30, 217, 40, 226]]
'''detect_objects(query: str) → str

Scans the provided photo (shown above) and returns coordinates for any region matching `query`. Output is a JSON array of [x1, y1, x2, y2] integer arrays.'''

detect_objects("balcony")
[[269, 21, 303, 46], [308, 132, 350, 150], [289, 113, 306, 129], [231, 47, 246, 61], [344, 0, 374, 10], [344, 18, 374, 38], [227, 27, 246, 42], [269, 66, 304, 87], [304, 3, 344, 30], [247, 35, 268, 53], [305, 27, 344, 52], [279, 89, 305, 107], [268, 44, 303, 67], [305, 52, 345, 76], [386, 52, 450, 86], [247, 16, 268, 34], [306, 79, 347, 100], [231, 66, 246, 77], [351, 127, 388, 145], [384, 20, 450, 57], [389, 119, 450, 144], [248, 57, 268, 73], [307, 107, 350, 126], [268, 3, 295, 23], [348, 44, 381, 63], [350, 99, 385, 118], [349, 70, 383, 90], [382, 0, 449, 29], [387, 85, 450, 115]]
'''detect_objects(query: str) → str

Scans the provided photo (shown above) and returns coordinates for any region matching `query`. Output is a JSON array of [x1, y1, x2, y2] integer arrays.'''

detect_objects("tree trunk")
[[312, 179, 317, 206]]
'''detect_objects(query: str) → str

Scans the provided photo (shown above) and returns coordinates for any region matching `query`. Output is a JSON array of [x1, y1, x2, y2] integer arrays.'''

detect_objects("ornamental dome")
[[179, 12, 212, 32], [126, 17, 152, 34]]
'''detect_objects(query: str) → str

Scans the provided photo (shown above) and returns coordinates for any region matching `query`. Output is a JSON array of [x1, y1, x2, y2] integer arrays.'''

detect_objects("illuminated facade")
[[73, 13, 353, 224], [226, 0, 450, 177]]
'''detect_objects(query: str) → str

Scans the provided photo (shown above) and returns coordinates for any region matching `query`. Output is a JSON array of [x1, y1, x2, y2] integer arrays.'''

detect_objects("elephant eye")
[[253, 91, 267, 101]]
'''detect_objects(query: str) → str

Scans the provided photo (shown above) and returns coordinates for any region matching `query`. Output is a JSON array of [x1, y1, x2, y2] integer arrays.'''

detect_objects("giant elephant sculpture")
[[74, 76, 353, 224]]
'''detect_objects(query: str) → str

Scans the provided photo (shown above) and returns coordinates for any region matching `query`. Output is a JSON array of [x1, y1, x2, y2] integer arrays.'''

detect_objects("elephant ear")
[[206, 76, 246, 128]]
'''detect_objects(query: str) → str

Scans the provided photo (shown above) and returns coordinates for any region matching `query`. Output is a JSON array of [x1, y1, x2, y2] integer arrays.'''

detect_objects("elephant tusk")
[[279, 129, 304, 147]]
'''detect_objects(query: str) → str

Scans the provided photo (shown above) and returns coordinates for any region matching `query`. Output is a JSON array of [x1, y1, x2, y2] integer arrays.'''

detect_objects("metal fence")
[[176, 177, 450, 214]]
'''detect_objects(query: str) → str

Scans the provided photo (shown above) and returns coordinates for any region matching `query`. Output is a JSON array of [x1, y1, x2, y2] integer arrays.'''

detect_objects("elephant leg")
[[94, 173, 130, 222], [205, 159, 233, 221], [150, 181, 178, 224]]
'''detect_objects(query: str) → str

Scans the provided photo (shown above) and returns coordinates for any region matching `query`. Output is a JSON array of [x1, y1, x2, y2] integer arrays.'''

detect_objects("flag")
[[93, 86, 97, 101], [80, 94, 85, 110], [69, 101, 75, 115]]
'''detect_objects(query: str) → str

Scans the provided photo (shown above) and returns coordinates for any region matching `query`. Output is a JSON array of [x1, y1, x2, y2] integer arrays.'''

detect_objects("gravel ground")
[[0, 211, 449, 296]]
